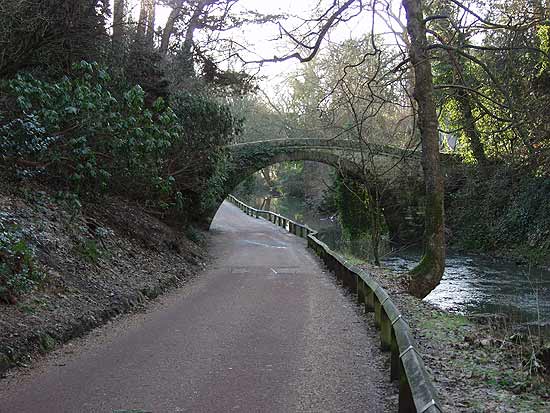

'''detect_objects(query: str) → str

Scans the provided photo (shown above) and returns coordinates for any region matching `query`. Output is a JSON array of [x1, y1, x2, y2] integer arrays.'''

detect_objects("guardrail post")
[[349, 270, 357, 295], [380, 310, 392, 351], [365, 287, 375, 312], [374, 296, 382, 329], [344, 267, 352, 290], [399, 366, 414, 413], [333, 258, 341, 282], [341, 265, 348, 287], [390, 328, 400, 381], [357, 278, 365, 307]]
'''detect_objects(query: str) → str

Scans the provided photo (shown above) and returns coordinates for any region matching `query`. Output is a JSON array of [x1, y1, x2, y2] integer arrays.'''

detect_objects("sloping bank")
[[355, 264, 550, 412], [0, 182, 206, 375]]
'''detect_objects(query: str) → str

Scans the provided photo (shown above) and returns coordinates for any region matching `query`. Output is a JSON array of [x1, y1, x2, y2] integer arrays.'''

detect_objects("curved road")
[[0, 201, 394, 412]]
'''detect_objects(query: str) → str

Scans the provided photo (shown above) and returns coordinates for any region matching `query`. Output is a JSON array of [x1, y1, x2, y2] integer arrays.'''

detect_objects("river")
[[240, 194, 550, 331]]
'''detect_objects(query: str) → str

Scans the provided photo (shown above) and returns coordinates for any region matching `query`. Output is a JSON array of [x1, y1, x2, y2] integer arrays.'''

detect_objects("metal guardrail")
[[227, 195, 442, 413]]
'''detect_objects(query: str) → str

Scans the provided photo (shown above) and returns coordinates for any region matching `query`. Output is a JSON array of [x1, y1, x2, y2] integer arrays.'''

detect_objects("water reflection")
[[240, 194, 550, 326], [384, 252, 550, 326]]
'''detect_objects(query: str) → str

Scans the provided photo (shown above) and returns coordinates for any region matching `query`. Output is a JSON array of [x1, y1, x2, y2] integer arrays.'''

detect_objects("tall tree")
[[136, 0, 156, 48], [403, 0, 446, 297], [112, 0, 127, 56]]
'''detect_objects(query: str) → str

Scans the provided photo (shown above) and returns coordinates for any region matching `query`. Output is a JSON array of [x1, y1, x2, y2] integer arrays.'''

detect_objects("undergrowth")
[[0, 221, 45, 304]]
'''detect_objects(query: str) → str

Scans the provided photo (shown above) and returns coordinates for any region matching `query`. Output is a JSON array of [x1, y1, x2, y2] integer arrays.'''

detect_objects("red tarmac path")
[[0, 201, 393, 412]]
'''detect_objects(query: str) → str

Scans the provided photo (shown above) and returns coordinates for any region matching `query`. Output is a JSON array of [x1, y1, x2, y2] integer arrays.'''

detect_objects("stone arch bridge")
[[206, 138, 453, 243]]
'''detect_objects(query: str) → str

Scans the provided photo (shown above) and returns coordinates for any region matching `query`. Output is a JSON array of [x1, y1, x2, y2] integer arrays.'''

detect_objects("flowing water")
[[241, 194, 550, 329], [384, 252, 550, 329]]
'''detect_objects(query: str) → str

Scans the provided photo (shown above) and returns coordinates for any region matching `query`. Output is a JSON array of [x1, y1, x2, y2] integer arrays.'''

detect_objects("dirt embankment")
[[0, 181, 207, 375], [358, 263, 550, 412]]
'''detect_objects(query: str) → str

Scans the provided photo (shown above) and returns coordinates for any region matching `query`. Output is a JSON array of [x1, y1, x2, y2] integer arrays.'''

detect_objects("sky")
[[113, 1, 404, 97]]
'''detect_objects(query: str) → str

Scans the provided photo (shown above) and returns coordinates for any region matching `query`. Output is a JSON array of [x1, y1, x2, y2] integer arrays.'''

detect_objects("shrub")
[[163, 91, 239, 222], [1, 61, 180, 203], [0, 62, 239, 224], [0, 222, 45, 304]]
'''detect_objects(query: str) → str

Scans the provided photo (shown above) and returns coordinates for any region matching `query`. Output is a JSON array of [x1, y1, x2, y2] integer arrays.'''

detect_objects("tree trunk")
[[136, 0, 148, 42], [403, 0, 446, 298], [160, 5, 182, 56], [261, 168, 275, 189], [180, 4, 203, 78], [179, 0, 217, 78], [145, 0, 156, 48], [112, 0, 126, 55], [457, 90, 489, 171]]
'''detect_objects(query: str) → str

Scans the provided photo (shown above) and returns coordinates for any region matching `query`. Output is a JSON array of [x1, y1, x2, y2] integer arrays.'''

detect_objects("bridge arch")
[[204, 140, 425, 243]]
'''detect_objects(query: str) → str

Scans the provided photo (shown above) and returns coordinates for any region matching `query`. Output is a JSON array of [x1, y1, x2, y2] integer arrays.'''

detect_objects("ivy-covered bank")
[[445, 167, 550, 265], [323, 166, 550, 267]]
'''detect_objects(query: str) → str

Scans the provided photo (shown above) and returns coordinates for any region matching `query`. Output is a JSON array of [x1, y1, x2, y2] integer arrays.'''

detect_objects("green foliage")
[[334, 175, 388, 262], [170, 91, 238, 147], [0, 62, 238, 224], [73, 239, 102, 264], [164, 91, 238, 222], [0, 222, 45, 304], [277, 162, 305, 198], [447, 167, 550, 262], [184, 226, 206, 245], [1, 62, 179, 201], [335, 176, 373, 240]]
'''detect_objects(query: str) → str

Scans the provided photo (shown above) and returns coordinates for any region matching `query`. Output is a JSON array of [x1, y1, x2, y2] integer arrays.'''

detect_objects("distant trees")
[[428, 0, 550, 173]]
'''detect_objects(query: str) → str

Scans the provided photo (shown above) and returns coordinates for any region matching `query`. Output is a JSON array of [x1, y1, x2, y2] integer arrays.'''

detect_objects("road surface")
[[0, 201, 394, 412]]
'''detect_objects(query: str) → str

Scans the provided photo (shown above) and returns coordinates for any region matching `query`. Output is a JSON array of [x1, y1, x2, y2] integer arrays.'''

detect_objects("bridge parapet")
[[229, 138, 422, 160]]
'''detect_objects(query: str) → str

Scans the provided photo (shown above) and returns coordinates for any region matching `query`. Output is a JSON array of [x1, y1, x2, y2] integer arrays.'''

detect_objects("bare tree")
[[242, 0, 445, 297]]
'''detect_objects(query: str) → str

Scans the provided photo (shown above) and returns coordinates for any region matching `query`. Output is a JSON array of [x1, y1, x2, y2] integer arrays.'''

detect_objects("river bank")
[[0, 181, 207, 375], [356, 261, 550, 412]]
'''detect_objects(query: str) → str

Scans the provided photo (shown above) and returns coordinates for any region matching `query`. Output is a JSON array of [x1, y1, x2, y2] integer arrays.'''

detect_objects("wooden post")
[[374, 296, 382, 328], [357, 278, 365, 306], [390, 328, 400, 381], [399, 363, 414, 413], [380, 310, 392, 351], [365, 288, 375, 312]]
